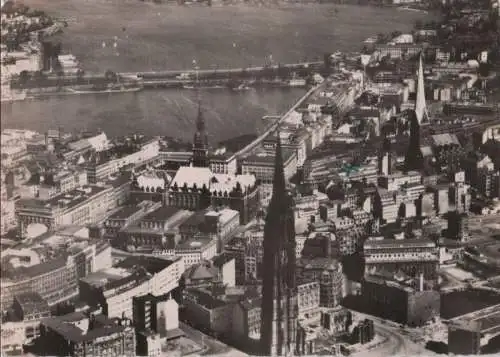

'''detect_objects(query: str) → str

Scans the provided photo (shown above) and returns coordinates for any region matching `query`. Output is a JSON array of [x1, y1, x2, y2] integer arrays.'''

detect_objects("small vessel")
[[232, 83, 252, 91], [183, 84, 225, 90]]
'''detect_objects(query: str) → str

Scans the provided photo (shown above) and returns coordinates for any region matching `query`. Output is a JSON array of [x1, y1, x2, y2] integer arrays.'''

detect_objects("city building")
[[133, 293, 182, 341], [78, 255, 183, 319], [296, 258, 345, 308], [0, 292, 52, 349], [260, 136, 298, 356], [361, 272, 440, 326], [180, 255, 236, 291], [166, 166, 259, 225], [116, 206, 193, 252], [448, 304, 500, 355], [297, 280, 321, 321], [39, 313, 136, 357], [85, 137, 159, 184], [1, 227, 112, 308], [241, 148, 298, 186], [102, 201, 161, 238], [363, 238, 439, 281], [16, 184, 118, 238], [173, 235, 218, 269]]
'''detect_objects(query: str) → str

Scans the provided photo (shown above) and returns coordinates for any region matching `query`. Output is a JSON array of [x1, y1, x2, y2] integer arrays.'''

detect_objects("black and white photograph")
[[1, 0, 500, 355]]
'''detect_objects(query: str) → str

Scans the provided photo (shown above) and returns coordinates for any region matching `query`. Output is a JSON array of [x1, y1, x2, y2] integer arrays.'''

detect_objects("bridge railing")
[[230, 84, 322, 161]]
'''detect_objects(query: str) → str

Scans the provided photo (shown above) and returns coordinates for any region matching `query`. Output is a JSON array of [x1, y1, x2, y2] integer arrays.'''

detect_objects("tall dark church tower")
[[192, 103, 209, 167], [404, 110, 424, 172], [260, 135, 298, 356]]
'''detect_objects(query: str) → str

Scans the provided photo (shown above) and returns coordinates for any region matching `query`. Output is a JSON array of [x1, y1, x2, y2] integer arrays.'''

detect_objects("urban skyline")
[[1, 0, 500, 356]]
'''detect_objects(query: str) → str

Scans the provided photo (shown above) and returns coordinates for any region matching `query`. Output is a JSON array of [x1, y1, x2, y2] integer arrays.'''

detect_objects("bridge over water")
[[118, 61, 324, 80]]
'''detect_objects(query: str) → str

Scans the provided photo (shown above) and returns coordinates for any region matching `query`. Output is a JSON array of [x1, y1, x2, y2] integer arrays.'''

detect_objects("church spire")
[[271, 132, 286, 199], [415, 52, 428, 124], [260, 130, 298, 356], [192, 101, 209, 167], [196, 101, 205, 133]]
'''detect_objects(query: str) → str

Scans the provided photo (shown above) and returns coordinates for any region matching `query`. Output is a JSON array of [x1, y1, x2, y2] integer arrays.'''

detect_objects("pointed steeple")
[[271, 133, 286, 199], [192, 101, 209, 168], [196, 102, 205, 133], [260, 129, 298, 356], [415, 52, 428, 124]]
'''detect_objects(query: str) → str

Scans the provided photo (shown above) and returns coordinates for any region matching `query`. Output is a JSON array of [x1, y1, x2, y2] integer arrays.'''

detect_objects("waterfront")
[[1, 88, 304, 142], [1, 1, 432, 141]]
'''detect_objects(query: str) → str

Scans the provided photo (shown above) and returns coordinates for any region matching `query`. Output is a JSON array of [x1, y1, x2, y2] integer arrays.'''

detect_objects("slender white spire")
[[415, 53, 428, 124]]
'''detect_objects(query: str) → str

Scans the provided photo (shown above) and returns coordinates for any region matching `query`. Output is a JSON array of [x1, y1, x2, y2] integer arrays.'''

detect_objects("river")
[[0, 1, 433, 142]]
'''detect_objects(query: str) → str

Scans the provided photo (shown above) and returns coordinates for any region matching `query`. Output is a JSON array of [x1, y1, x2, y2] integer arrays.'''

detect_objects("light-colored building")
[[16, 184, 116, 237], [174, 235, 218, 269], [79, 255, 183, 319], [85, 138, 159, 184], [363, 238, 439, 281], [1, 227, 112, 308]]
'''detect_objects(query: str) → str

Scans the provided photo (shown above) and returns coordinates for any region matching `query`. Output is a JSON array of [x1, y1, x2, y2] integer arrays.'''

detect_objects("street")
[[351, 313, 433, 357], [180, 322, 248, 357]]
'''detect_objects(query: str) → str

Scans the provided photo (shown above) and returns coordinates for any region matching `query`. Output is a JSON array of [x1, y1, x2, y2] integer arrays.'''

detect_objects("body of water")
[[1, 1, 433, 141]]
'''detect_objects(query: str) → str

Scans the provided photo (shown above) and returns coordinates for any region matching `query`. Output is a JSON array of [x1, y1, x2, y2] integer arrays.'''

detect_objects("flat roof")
[[452, 304, 500, 333], [242, 148, 296, 166], [108, 205, 143, 220], [115, 255, 177, 274], [175, 236, 215, 251], [142, 206, 182, 221], [364, 238, 436, 250], [42, 314, 130, 343], [17, 185, 108, 212]]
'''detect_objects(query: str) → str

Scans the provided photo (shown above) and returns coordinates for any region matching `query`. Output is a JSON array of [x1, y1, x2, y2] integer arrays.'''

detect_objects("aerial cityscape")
[[1, 0, 500, 355]]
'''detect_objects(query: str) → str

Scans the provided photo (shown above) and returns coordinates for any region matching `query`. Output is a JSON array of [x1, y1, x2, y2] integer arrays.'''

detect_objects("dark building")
[[446, 211, 470, 242], [361, 274, 440, 327], [192, 104, 209, 168], [404, 110, 424, 172], [13, 292, 51, 322], [39, 313, 136, 357], [260, 135, 299, 356]]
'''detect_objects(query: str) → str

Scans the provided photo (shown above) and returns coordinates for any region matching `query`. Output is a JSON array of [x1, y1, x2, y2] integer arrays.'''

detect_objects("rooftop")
[[175, 235, 216, 251], [212, 253, 235, 268], [14, 292, 50, 315], [115, 255, 177, 275], [242, 148, 296, 166], [364, 238, 436, 250], [16, 185, 109, 212], [170, 166, 256, 193], [42, 314, 131, 343], [451, 304, 500, 333], [79, 267, 136, 290], [142, 206, 183, 222], [431, 133, 461, 147], [108, 205, 144, 220]]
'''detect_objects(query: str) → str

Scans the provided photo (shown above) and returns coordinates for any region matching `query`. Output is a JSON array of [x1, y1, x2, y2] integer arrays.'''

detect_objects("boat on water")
[[398, 6, 428, 14], [232, 84, 253, 91], [183, 85, 226, 90]]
